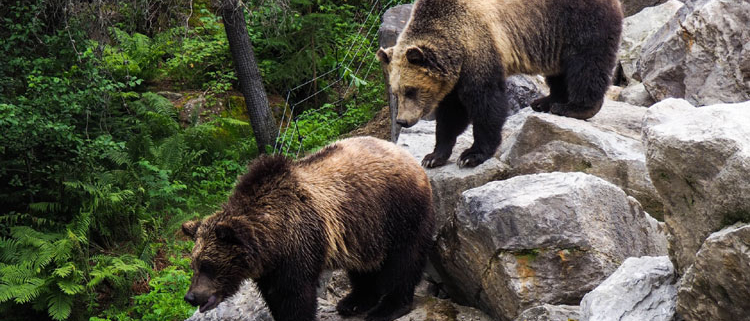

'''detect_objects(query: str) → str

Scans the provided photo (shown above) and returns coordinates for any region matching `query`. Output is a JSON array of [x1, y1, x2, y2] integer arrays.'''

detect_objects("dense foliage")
[[0, 0, 395, 320]]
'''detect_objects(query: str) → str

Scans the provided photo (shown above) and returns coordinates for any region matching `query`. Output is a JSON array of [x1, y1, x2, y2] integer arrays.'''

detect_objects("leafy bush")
[[1, 0, 396, 320]]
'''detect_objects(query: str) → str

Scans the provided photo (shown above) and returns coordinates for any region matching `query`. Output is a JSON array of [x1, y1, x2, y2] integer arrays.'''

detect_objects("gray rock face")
[[619, 0, 684, 83], [676, 224, 750, 321], [397, 121, 509, 237], [642, 99, 750, 274], [580, 256, 677, 321], [377, 4, 412, 49], [499, 101, 663, 217], [639, 0, 750, 106], [505, 75, 549, 115], [513, 304, 581, 321], [620, 0, 669, 17], [433, 172, 667, 320], [617, 83, 655, 106]]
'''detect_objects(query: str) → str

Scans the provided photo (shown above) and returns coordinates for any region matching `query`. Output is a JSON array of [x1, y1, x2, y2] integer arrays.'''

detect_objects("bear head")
[[181, 212, 271, 312], [181, 155, 294, 312], [378, 44, 458, 127]]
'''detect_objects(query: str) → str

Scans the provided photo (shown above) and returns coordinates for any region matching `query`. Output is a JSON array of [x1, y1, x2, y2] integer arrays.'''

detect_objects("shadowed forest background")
[[0, 0, 400, 319]]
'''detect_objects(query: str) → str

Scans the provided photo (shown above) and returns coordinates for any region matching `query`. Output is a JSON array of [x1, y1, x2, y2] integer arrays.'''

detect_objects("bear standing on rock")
[[378, 0, 623, 168], [181, 137, 435, 321]]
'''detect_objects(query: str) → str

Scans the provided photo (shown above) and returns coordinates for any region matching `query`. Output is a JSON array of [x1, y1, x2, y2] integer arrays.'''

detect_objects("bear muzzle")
[[185, 291, 221, 312]]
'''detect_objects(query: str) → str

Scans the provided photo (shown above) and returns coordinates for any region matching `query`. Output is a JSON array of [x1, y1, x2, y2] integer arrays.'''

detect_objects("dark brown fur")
[[379, 0, 623, 168], [182, 137, 435, 321]]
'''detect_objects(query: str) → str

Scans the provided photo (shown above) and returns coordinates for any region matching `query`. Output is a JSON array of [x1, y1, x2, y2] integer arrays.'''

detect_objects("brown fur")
[[182, 137, 434, 321], [378, 0, 623, 168]]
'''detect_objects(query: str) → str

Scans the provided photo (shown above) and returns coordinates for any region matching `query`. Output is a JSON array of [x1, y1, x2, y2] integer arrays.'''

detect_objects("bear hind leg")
[[336, 270, 381, 317], [364, 243, 428, 321], [551, 51, 613, 120], [531, 75, 568, 112]]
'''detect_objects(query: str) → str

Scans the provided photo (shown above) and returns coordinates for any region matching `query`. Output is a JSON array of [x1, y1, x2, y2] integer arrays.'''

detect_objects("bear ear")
[[215, 219, 251, 248], [376, 47, 393, 64], [406, 45, 448, 75], [182, 220, 201, 239], [405, 46, 426, 65]]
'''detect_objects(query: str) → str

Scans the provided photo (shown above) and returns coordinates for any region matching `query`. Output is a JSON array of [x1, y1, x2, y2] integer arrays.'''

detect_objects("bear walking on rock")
[[378, 0, 623, 168], [181, 137, 435, 321]]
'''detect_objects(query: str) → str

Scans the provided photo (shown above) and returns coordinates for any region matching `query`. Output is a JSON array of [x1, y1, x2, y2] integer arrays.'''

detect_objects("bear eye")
[[200, 261, 217, 275], [404, 87, 418, 99]]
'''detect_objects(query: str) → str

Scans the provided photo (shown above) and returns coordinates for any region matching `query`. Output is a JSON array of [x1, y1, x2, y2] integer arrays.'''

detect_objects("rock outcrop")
[[580, 256, 677, 321], [499, 101, 663, 217], [643, 98, 750, 274], [398, 121, 509, 237], [676, 224, 750, 321], [618, 0, 684, 84], [432, 172, 667, 320], [639, 0, 750, 105]]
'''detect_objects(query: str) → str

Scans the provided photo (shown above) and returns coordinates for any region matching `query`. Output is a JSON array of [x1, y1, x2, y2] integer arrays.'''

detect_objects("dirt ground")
[[345, 106, 393, 141]]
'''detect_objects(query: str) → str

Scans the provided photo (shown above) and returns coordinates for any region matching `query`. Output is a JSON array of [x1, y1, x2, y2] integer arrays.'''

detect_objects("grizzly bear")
[[181, 137, 435, 321], [378, 0, 623, 168]]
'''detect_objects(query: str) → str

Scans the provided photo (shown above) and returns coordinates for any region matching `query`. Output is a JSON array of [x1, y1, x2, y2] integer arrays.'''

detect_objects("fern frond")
[[12, 278, 44, 303], [28, 202, 61, 214], [52, 262, 75, 278], [46, 291, 73, 321], [56, 279, 84, 295]]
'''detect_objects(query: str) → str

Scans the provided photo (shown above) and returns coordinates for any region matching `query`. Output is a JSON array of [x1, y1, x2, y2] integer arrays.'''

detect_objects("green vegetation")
[[0, 0, 396, 320]]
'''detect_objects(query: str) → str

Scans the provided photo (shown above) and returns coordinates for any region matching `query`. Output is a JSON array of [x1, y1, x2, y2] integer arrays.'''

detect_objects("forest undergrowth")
[[0, 0, 399, 320]]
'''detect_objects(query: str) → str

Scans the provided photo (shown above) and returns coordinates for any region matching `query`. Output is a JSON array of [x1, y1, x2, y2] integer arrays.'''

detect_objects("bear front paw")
[[531, 96, 554, 112], [336, 292, 379, 317], [458, 149, 490, 168], [549, 102, 601, 120], [421, 152, 448, 168]]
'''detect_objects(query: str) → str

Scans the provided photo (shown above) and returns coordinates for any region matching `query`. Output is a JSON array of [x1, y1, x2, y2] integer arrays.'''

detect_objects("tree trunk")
[[218, 0, 278, 153]]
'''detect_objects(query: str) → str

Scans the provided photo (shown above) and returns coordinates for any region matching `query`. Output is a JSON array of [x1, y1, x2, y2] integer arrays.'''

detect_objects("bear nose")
[[185, 292, 198, 306], [396, 119, 410, 127]]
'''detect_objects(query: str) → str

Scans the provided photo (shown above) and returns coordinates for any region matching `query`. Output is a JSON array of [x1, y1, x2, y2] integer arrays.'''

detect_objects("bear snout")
[[396, 118, 416, 128], [184, 292, 197, 306], [185, 291, 220, 312]]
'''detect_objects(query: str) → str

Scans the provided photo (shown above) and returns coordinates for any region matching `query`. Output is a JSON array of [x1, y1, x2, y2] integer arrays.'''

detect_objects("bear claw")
[[421, 153, 448, 168], [458, 149, 490, 168]]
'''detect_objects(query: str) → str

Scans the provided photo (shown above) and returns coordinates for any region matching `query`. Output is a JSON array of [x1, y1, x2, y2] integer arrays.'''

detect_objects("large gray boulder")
[[642, 99, 750, 274], [398, 121, 509, 238], [499, 101, 663, 217], [619, 0, 684, 84], [580, 256, 677, 321], [433, 172, 667, 320], [639, 0, 750, 106], [513, 304, 581, 321], [676, 224, 750, 321]]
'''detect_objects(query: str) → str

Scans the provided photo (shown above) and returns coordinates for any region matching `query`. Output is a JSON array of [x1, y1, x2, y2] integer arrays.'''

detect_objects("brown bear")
[[378, 0, 623, 168], [181, 136, 435, 321]]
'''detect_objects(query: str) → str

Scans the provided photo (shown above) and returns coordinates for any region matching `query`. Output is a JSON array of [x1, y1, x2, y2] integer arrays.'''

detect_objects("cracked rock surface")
[[676, 224, 750, 321], [580, 256, 677, 321], [431, 172, 667, 321], [643, 98, 750, 274]]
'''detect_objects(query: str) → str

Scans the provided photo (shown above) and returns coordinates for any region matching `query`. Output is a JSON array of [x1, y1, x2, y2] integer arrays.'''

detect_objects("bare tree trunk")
[[218, 0, 278, 153]]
